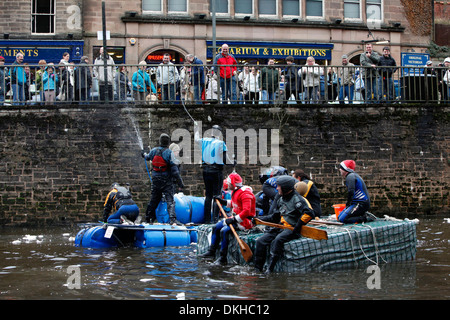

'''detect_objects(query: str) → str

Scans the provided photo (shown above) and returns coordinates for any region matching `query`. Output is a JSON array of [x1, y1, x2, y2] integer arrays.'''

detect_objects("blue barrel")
[[187, 226, 198, 243], [74, 226, 119, 248], [134, 225, 192, 248], [155, 194, 205, 224]]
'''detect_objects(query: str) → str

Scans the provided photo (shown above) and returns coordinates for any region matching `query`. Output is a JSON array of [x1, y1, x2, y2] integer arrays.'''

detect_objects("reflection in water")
[[0, 218, 449, 300]]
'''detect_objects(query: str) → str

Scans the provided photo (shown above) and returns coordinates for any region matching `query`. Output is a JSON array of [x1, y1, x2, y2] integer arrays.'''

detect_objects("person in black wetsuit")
[[253, 175, 315, 273]]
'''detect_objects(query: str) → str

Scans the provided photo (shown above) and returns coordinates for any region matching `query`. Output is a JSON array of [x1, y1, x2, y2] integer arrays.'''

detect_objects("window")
[[366, 0, 382, 21], [210, 0, 229, 14], [143, 0, 162, 12], [93, 46, 125, 64], [168, 0, 187, 12], [259, 0, 277, 16], [235, 0, 253, 15], [31, 0, 55, 34], [344, 0, 361, 20], [282, 0, 300, 16], [306, 0, 323, 18]]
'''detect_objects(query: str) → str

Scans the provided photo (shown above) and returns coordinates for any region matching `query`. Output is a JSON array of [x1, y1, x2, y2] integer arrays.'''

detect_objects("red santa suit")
[[229, 186, 256, 230]]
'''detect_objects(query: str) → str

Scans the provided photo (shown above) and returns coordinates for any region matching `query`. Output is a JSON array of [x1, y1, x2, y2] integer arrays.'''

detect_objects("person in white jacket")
[[300, 56, 323, 104], [206, 70, 218, 102], [244, 66, 260, 104], [93, 47, 116, 102]]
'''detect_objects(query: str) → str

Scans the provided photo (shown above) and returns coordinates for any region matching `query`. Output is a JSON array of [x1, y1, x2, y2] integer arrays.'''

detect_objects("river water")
[[1, 217, 449, 302]]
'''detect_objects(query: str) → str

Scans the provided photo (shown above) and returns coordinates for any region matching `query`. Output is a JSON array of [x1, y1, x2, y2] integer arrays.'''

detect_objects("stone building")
[[0, 0, 435, 66]]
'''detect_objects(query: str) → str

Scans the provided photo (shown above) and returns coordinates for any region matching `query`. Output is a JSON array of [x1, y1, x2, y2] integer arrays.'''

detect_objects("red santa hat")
[[340, 160, 356, 172], [227, 173, 243, 190]]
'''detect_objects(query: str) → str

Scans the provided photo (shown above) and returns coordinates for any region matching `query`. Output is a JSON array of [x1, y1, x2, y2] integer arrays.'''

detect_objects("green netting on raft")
[[196, 219, 417, 273]]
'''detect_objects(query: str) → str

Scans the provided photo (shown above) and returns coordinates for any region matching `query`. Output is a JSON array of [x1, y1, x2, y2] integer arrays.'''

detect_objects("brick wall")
[[0, 104, 449, 226]]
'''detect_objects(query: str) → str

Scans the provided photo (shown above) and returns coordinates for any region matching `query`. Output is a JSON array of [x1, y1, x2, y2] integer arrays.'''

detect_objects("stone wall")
[[0, 104, 449, 226]]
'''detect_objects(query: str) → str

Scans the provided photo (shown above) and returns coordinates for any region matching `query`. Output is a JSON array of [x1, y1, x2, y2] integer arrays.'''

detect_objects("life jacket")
[[303, 180, 314, 197], [152, 148, 168, 172]]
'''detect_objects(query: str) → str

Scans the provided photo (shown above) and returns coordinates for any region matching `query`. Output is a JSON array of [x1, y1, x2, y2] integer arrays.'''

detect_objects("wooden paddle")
[[215, 199, 253, 262], [254, 218, 328, 240]]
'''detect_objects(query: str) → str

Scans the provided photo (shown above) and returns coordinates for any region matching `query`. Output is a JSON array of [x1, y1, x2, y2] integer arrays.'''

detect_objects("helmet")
[[295, 181, 308, 196], [276, 176, 297, 193], [259, 166, 288, 184], [110, 182, 120, 189], [339, 160, 356, 173], [159, 133, 170, 147], [270, 166, 288, 177], [227, 173, 243, 190]]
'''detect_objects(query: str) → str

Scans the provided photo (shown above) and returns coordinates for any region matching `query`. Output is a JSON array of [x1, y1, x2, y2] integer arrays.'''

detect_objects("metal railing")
[[1, 63, 449, 105]]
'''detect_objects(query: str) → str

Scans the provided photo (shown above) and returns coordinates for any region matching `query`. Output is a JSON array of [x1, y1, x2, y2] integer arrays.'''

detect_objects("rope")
[[343, 228, 359, 267], [364, 223, 388, 264]]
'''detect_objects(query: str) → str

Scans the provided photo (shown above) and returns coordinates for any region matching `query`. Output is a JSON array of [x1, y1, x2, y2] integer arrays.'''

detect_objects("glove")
[[225, 217, 236, 226], [141, 150, 145, 158], [213, 195, 227, 206], [292, 220, 305, 235]]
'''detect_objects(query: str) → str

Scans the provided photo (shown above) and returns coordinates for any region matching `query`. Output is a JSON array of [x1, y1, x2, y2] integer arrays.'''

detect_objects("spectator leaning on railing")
[[185, 54, 205, 105], [360, 43, 380, 103], [213, 44, 238, 103], [338, 55, 355, 104]]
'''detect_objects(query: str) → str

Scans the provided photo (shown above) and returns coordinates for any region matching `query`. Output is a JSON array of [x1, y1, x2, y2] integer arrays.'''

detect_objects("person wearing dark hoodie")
[[338, 160, 372, 224], [253, 175, 315, 273]]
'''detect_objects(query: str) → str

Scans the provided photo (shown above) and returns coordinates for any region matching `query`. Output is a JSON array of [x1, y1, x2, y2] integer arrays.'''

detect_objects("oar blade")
[[300, 225, 328, 240], [216, 199, 254, 263], [240, 241, 253, 262]]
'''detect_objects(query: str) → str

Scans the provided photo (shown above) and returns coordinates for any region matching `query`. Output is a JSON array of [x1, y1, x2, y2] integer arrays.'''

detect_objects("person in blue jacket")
[[185, 54, 205, 104], [338, 160, 373, 223], [142, 133, 184, 225], [42, 64, 58, 105], [132, 61, 156, 103]]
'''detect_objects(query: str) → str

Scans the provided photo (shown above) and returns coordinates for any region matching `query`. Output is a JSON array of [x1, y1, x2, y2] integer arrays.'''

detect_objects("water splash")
[[127, 111, 144, 150]]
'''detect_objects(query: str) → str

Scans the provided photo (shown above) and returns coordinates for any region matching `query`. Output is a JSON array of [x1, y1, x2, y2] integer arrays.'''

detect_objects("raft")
[[197, 217, 418, 272], [74, 223, 198, 248]]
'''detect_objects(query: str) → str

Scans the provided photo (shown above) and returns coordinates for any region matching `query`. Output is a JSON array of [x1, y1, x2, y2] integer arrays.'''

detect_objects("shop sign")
[[207, 41, 333, 60]]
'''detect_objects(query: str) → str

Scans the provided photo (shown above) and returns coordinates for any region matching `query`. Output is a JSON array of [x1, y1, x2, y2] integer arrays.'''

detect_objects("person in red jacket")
[[199, 172, 256, 265], [213, 44, 238, 103]]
